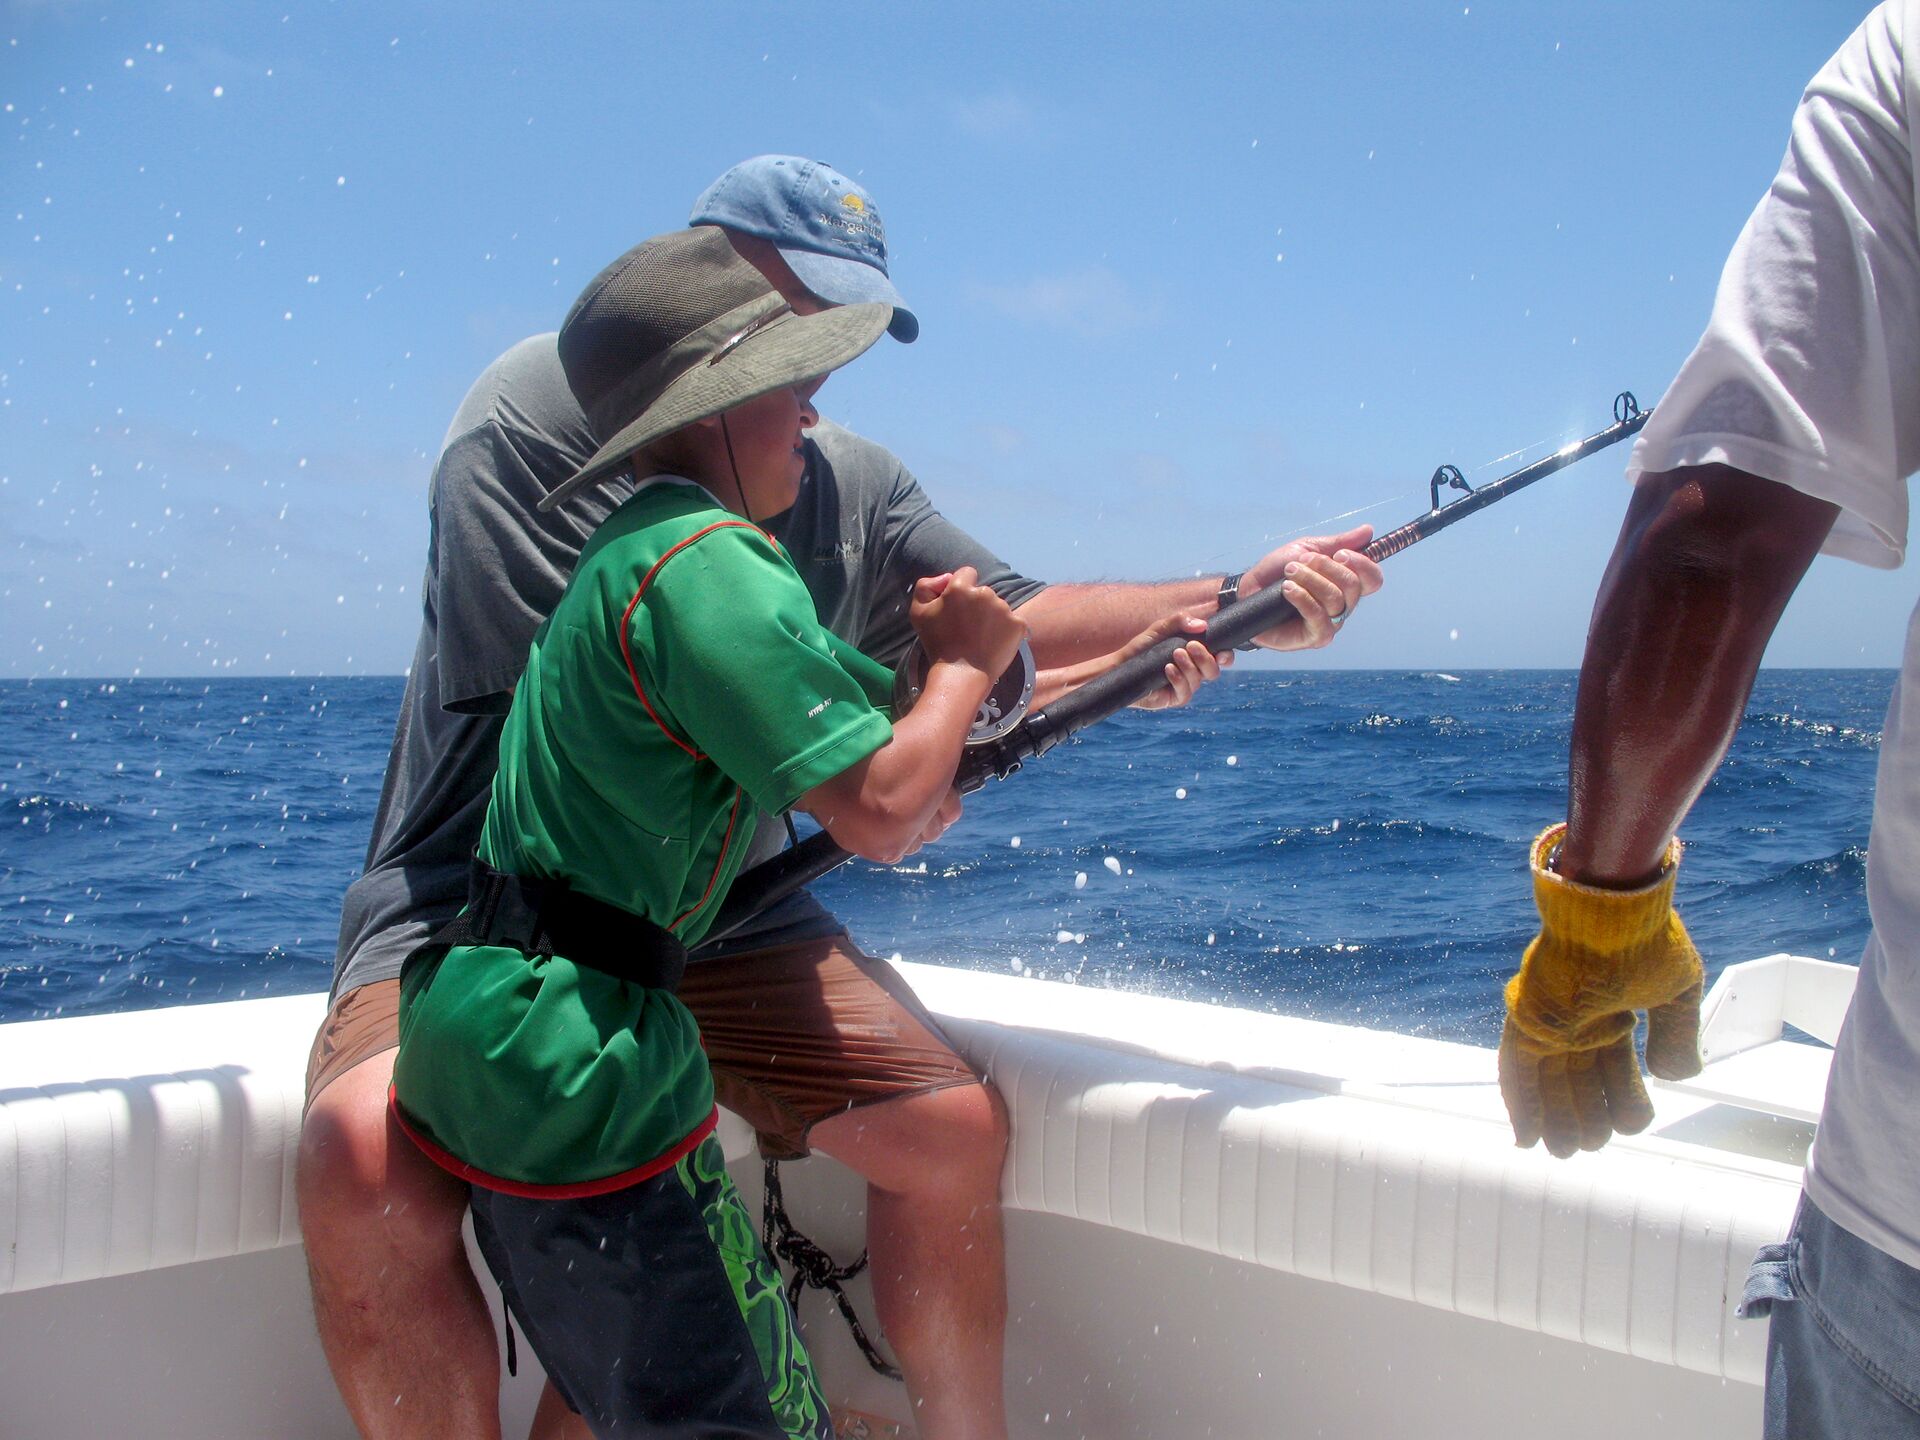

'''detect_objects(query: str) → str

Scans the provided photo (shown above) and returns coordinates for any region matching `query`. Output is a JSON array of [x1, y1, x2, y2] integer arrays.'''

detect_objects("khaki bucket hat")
[[539, 226, 891, 513]]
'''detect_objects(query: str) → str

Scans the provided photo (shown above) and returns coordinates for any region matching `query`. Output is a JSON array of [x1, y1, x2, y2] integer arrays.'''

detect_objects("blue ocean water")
[[0, 671, 1890, 1046]]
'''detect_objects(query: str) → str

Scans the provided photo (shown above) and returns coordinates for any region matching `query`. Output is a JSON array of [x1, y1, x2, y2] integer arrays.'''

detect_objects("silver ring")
[[1328, 608, 1348, 627]]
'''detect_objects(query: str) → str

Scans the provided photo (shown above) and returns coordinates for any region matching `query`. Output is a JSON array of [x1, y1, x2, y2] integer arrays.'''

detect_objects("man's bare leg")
[[297, 1047, 514, 1439], [809, 1080, 1010, 1440], [528, 1382, 593, 1440]]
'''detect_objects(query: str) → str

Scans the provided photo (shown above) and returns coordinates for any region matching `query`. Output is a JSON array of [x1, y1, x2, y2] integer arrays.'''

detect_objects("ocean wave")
[[1261, 815, 1497, 849], [10, 793, 102, 818], [885, 856, 981, 879], [0, 931, 326, 1021], [7, 793, 121, 835], [2, 671, 1893, 1036], [1321, 711, 1493, 739], [1744, 712, 1881, 748], [1713, 845, 1869, 899]]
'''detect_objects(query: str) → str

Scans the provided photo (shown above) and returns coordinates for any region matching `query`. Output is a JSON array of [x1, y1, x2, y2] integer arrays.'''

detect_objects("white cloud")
[[969, 267, 1155, 338], [981, 423, 1027, 456], [1124, 451, 1188, 491], [949, 90, 1038, 139]]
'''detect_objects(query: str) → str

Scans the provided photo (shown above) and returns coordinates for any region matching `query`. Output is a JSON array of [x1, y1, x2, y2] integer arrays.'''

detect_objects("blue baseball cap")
[[691, 155, 919, 343]]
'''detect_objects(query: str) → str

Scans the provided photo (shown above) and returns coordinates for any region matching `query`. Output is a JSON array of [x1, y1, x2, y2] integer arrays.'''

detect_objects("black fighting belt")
[[413, 858, 687, 992]]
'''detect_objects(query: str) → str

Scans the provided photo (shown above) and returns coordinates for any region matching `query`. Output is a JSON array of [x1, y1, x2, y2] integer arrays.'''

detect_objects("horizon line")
[[0, 663, 1901, 684]]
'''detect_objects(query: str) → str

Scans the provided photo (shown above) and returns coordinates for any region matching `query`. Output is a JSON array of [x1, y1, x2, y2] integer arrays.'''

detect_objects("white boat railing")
[[1653, 951, 1855, 1124], [0, 952, 1847, 1438]]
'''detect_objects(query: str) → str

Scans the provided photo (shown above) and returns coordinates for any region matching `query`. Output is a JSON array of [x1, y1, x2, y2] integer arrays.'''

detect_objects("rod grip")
[[1029, 580, 1305, 744]]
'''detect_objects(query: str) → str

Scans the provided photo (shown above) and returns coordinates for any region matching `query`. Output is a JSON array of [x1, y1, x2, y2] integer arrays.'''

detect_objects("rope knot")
[[761, 1158, 904, 1382]]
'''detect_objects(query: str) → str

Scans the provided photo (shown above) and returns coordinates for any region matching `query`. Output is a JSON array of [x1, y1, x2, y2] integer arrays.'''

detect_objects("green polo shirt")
[[394, 478, 894, 1192]]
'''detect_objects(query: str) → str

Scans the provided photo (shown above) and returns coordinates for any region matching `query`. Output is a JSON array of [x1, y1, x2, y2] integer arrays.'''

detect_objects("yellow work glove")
[[1499, 823, 1704, 1157]]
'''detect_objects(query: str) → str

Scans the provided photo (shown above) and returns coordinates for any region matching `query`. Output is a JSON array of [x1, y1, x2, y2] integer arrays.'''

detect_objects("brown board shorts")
[[306, 934, 980, 1160]]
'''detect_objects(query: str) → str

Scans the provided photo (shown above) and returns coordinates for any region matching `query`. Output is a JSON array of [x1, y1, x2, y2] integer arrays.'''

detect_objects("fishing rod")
[[707, 390, 1652, 941]]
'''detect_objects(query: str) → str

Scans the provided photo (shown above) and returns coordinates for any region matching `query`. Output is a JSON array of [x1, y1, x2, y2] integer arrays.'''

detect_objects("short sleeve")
[[820, 629, 897, 713], [1626, 2, 1920, 569], [860, 460, 1049, 663], [636, 525, 894, 817], [431, 422, 597, 714]]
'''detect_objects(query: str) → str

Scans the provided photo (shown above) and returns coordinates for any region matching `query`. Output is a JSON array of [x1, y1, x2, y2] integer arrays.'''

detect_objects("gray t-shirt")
[[332, 333, 1045, 999]]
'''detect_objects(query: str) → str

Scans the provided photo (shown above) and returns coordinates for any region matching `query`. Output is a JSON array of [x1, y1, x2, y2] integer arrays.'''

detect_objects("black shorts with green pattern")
[[468, 1133, 830, 1439]]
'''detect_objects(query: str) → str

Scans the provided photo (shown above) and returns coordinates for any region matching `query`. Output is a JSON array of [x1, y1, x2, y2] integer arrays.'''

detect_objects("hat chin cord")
[[721, 416, 806, 855], [720, 415, 757, 528]]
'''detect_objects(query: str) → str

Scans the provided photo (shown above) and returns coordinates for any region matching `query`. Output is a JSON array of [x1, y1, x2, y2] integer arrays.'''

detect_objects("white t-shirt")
[[1626, 0, 1920, 1269]]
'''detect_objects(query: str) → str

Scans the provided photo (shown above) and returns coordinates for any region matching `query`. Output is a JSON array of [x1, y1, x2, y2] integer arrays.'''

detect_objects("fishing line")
[[1192, 492, 1415, 574], [1206, 427, 1590, 568], [708, 390, 1653, 942], [1250, 491, 1419, 549], [1466, 431, 1569, 477]]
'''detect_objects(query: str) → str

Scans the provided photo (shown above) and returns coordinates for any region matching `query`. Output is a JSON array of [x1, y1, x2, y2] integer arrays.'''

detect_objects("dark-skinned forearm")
[[1561, 466, 1837, 886]]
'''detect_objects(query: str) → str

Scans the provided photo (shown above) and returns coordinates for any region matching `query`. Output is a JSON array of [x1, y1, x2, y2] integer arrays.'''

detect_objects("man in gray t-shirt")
[[329, 356, 1040, 1008], [299, 158, 1382, 1440]]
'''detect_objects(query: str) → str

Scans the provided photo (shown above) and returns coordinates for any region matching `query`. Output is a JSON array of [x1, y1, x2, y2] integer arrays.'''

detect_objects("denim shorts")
[[1739, 1194, 1920, 1438]]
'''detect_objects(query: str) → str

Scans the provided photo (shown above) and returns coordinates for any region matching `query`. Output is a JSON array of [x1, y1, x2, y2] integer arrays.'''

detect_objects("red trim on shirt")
[[672, 786, 744, 934], [617, 520, 774, 760], [389, 1087, 721, 1200]]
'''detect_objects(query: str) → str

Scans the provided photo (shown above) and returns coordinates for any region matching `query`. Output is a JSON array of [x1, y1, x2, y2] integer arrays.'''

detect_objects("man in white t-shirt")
[[1495, 5, 1920, 1433]]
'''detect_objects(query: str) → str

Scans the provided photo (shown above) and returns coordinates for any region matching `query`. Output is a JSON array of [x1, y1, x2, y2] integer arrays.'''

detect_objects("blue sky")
[[3, 1, 1908, 677]]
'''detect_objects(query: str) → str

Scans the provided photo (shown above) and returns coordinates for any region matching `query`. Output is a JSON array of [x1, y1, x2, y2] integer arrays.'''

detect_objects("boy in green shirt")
[[390, 226, 1028, 1438]]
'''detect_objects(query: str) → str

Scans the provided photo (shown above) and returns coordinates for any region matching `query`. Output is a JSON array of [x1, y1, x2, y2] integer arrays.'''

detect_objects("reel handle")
[[890, 637, 1037, 745]]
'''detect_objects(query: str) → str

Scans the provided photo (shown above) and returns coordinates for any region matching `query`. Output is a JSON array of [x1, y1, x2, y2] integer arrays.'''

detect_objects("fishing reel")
[[891, 637, 1036, 745]]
